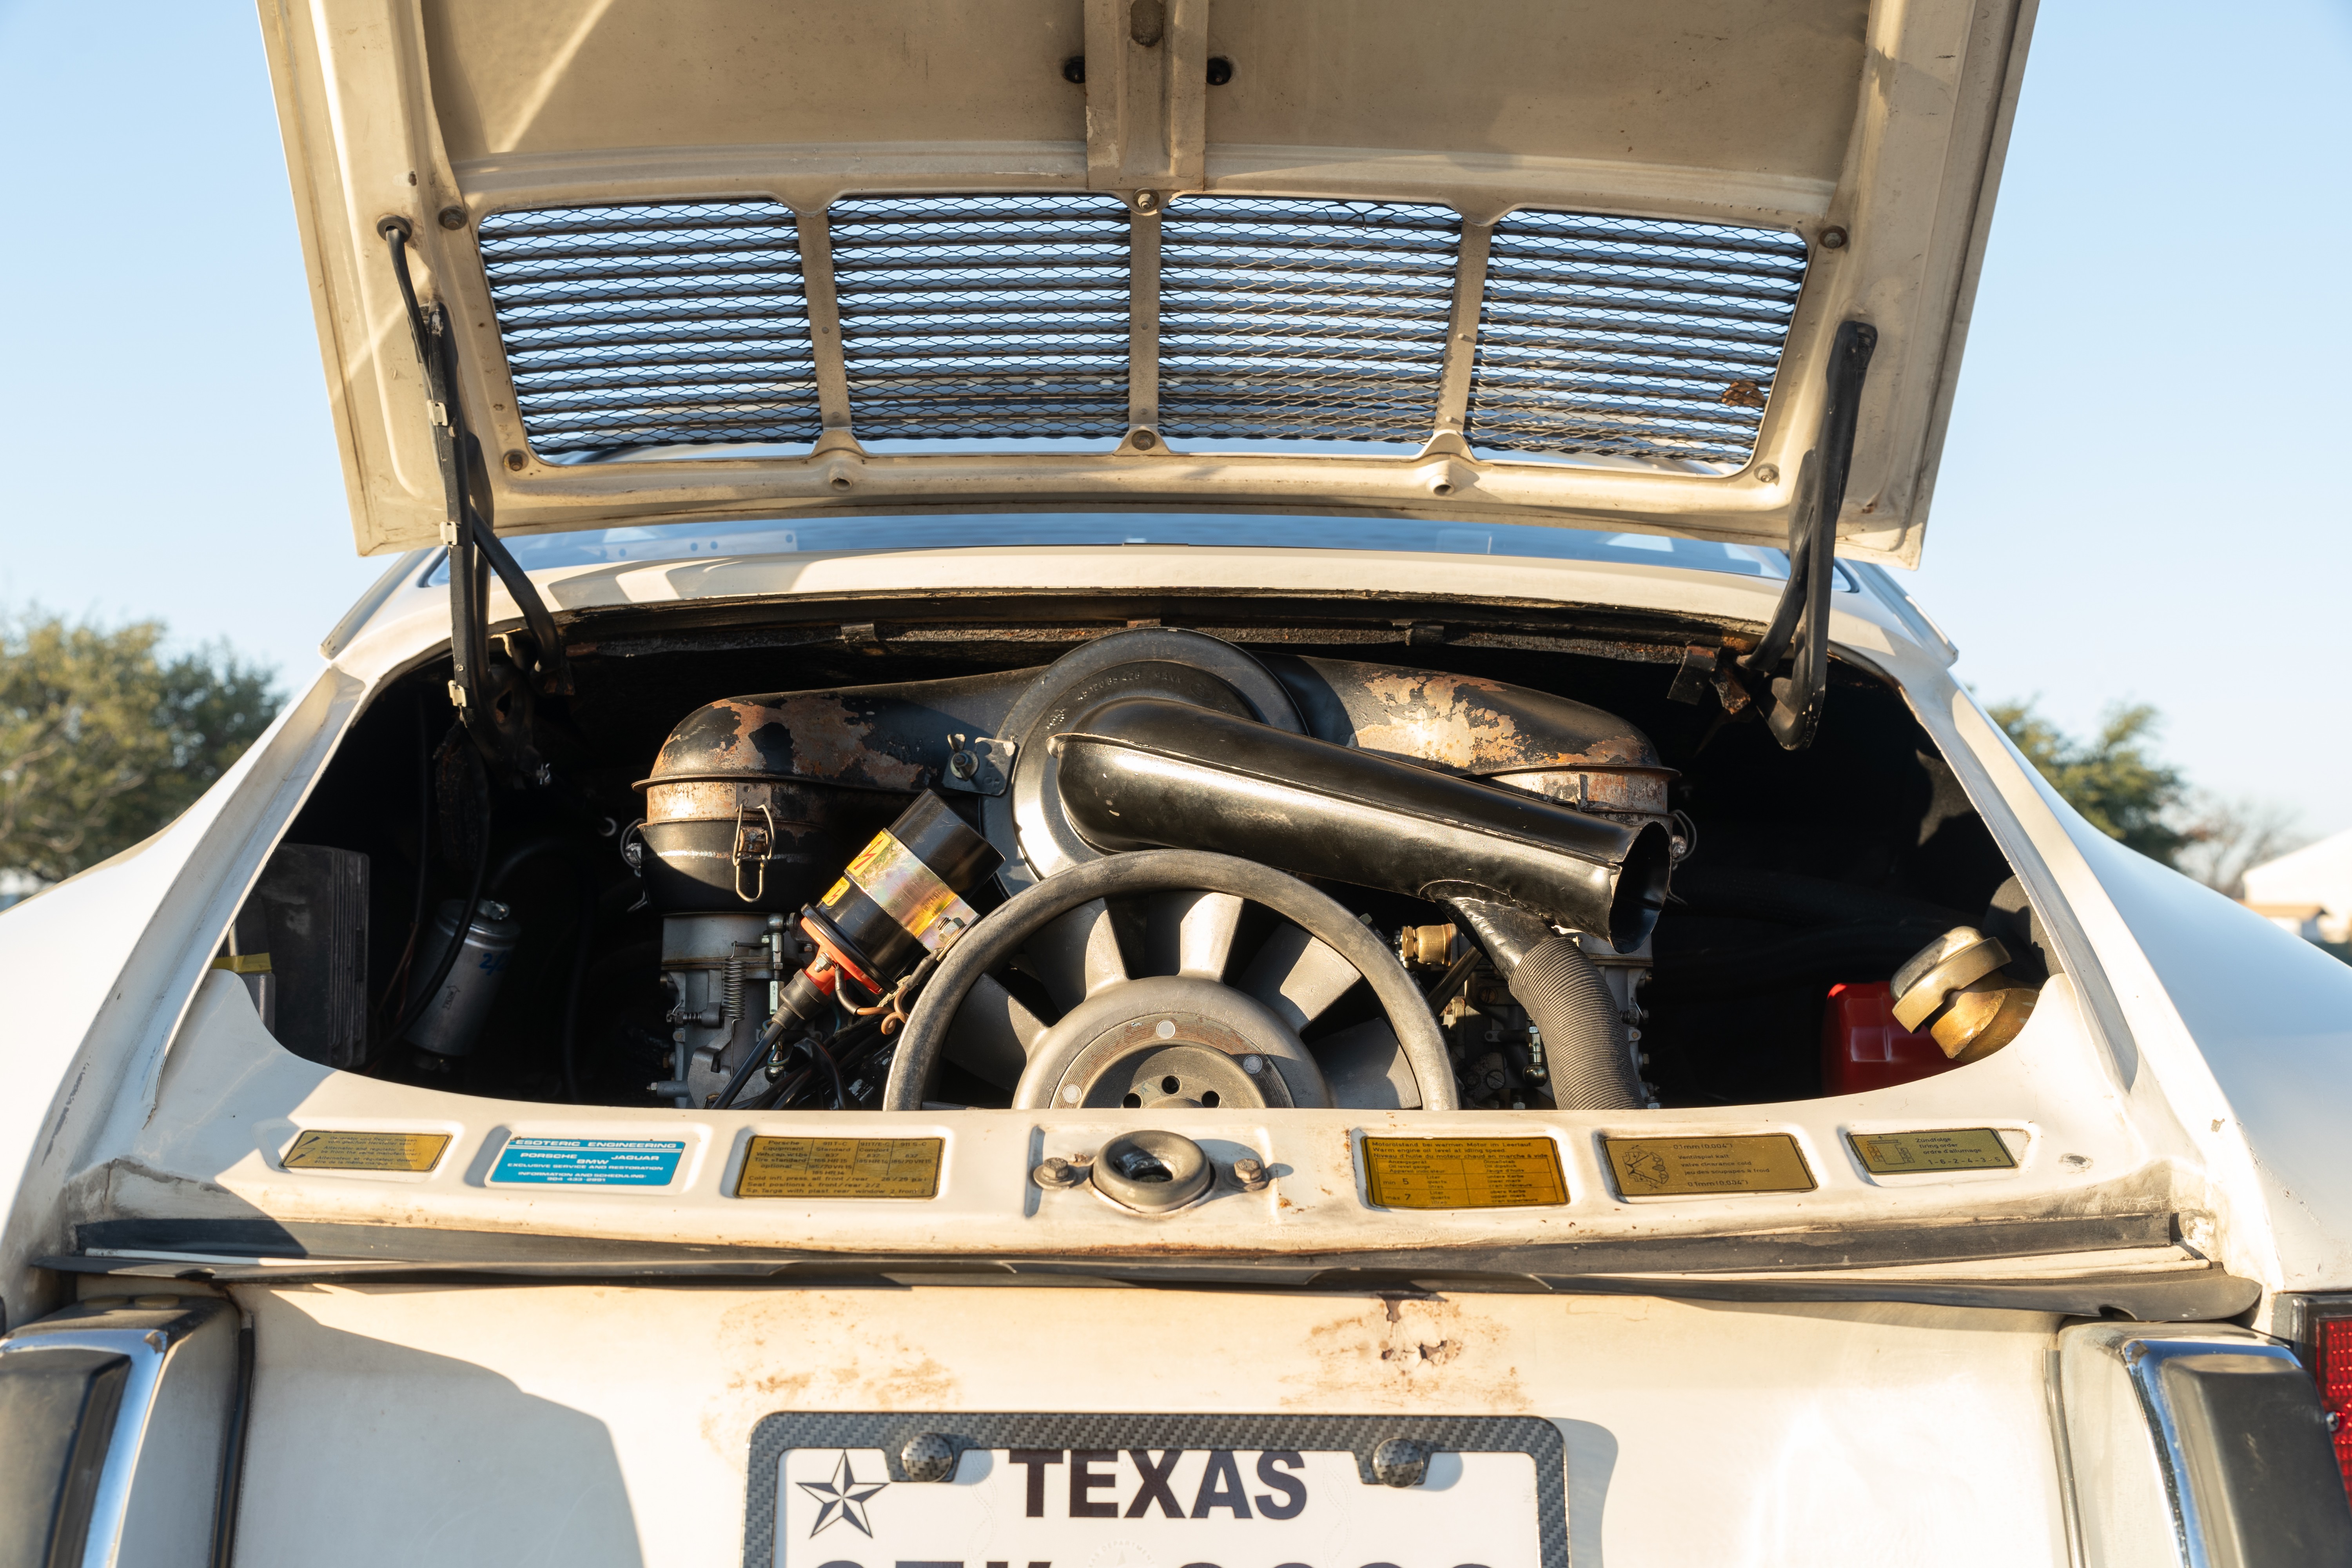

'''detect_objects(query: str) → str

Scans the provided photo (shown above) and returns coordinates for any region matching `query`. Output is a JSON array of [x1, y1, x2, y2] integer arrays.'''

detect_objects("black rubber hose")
[[400, 691, 434, 958], [487, 837, 603, 1100], [373, 690, 440, 1022], [811, 1034, 851, 1109], [715, 1031, 773, 1109], [466, 503, 573, 697], [743, 1069, 804, 1112], [387, 850, 486, 1046], [884, 849, 1456, 1112], [1741, 448, 1816, 677], [1511, 936, 1644, 1109], [208, 1319, 254, 1568], [385, 743, 491, 1046]]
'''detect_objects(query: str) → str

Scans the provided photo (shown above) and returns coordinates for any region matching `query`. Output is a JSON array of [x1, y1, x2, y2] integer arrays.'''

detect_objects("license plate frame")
[[743, 1411, 1566, 1568]]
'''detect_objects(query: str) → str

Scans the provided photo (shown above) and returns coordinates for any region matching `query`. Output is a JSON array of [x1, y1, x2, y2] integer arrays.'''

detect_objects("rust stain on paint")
[[1279, 1295, 1528, 1412], [1344, 670, 1661, 777], [650, 693, 927, 791], [1349, 672, 1530, 772], [702, 1295, 959, 1457]]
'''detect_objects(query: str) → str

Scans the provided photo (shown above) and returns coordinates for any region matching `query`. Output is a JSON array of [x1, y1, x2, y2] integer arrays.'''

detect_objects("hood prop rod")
[[1736, 318, 1877, 750], [378, 218, 573, 777]]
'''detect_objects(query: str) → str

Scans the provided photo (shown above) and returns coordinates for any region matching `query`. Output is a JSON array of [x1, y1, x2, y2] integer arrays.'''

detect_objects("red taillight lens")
[[2318, 1316, 2352, 1508]]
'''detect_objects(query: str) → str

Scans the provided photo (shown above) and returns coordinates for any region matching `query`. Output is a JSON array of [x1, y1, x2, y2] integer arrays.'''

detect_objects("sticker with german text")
[[1603, 1134, 1815, 1196], [282, 1130, 449, 1173], [1360, 1136, 1568, 1209], [737, 1136, 943, 1199], [1849, 1127, 2016, 1174]]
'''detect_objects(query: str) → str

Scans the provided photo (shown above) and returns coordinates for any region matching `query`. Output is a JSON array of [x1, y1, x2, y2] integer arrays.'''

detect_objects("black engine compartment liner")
[[281, 590, 2017, 1108]]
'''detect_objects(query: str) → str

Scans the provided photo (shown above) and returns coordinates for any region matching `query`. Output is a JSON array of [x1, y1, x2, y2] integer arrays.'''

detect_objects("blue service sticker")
[[490, 1136, 687, 1187]]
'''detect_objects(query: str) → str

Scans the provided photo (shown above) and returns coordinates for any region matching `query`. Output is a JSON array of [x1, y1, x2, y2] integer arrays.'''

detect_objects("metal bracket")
[[1430, 222, 1494, 437], [1083, 0, 1208, 193], [1125, 202, 1162, 441], [1665, 644, 1715, 704], [1666, 643, 1755, 717], [732, 803, 777, 903], [941, 734, 1018, 797]]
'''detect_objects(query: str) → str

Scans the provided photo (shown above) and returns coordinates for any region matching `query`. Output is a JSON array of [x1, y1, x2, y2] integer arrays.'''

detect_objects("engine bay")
[[233, 604, 2050, 1114]]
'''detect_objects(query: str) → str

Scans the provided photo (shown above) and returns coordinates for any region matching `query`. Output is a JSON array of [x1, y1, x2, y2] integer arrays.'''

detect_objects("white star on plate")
[[798, 1452, 890, 1537]]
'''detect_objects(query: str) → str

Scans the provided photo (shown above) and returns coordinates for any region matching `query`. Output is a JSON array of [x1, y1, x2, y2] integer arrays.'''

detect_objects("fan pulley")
[[1018, 973, 1325, 1111], [881, 851, 1459, 1113]]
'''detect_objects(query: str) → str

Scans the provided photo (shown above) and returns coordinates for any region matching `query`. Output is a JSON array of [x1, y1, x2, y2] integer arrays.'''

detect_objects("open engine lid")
[[259, 0, 2033, 566]]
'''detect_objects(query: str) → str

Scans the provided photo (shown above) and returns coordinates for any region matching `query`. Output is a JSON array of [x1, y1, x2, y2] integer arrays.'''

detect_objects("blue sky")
[[1, 2, 2345, 835]]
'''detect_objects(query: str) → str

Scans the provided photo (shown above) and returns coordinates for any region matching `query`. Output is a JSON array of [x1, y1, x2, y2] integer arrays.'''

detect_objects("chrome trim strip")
[[2119, 1334, 2308, 1568]]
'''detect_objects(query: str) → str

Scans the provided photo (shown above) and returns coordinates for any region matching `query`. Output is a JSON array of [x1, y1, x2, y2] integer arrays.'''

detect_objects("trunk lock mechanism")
[[1089, 1131, 1212, 1212]]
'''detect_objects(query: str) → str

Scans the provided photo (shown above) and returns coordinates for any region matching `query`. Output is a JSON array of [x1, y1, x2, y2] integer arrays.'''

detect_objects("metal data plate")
[[736, 1137, 943, 1199], [744, 1414, 1567, 1568], [1849, 1128, 2015, 1174], [1602, 1134, 1815, 1197], [1360, 1136, 1570, 1209], [282, 1129, 448, 1172]]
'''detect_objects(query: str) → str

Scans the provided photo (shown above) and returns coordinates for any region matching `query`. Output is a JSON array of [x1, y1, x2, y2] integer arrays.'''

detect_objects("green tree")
[[0, 611, 281, 883], [1991, 699, 2191, 866]]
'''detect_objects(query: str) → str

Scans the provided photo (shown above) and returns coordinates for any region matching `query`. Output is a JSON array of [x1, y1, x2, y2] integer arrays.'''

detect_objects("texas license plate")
[[749, 1416, 1565, 1568]]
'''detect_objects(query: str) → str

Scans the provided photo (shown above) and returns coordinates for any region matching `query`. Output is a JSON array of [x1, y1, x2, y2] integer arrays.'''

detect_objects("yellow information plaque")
[[736, 1136, 943, 1199], [1849, 1127, 2016, 1174], [1360, 1136, 1569, 1210], [1604, 1134, 1815, 1197], [282, 1130, 449, 1173]]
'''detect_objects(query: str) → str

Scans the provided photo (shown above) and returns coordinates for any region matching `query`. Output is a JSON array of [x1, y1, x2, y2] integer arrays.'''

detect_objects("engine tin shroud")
[[638, 629, 1676, 913]]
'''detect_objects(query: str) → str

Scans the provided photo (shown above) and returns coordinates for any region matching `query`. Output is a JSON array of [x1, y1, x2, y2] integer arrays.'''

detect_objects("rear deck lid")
[[259, 0, 2033, 565]]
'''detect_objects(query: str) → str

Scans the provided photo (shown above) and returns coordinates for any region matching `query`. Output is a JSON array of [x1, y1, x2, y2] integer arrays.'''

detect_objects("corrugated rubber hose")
[[1510, 936, 1643, 1110]]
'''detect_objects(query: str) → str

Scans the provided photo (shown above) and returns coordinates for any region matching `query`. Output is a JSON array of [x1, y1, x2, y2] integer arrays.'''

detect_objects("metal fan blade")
[[1142, 889, 1245, 980], [1025, 897, 1130, 1013], [942, 973, 1049, 1090], [1238, 923, 1361, 1033], [1313, 1019, 1424, 1110]]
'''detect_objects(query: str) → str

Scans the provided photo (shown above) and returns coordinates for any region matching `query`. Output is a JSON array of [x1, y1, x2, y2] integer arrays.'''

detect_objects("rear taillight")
[[2318, 1315, 2352, 1508], [2288, 1296, 2352, 1509]]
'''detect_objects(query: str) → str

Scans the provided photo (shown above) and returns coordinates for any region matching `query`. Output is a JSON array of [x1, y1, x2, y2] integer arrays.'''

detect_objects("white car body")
[[7, 4, 2352, 1565]]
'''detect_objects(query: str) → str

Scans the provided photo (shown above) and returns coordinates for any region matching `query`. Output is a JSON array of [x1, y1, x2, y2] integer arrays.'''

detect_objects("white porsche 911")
[[7, 3, 2352, 1564]]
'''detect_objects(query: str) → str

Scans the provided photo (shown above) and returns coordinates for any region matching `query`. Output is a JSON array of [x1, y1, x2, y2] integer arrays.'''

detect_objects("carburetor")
[[652, 912, 786, 1108]]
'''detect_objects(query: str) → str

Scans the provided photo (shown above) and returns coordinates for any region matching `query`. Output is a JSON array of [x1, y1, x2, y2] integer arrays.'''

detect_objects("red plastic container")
[[1820, 980, 1955, 1094]]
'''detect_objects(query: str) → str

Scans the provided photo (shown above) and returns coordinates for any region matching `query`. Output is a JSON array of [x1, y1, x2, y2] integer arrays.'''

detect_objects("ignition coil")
[[760, 793, 1001, 1060]]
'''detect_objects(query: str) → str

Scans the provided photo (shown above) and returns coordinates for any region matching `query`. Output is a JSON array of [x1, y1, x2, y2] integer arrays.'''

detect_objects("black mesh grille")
[[475, 201, 821, 457], [1467, 212, 1809, 466], [1158, 198, 1458, 444], [829, 194, 1132, 440]]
